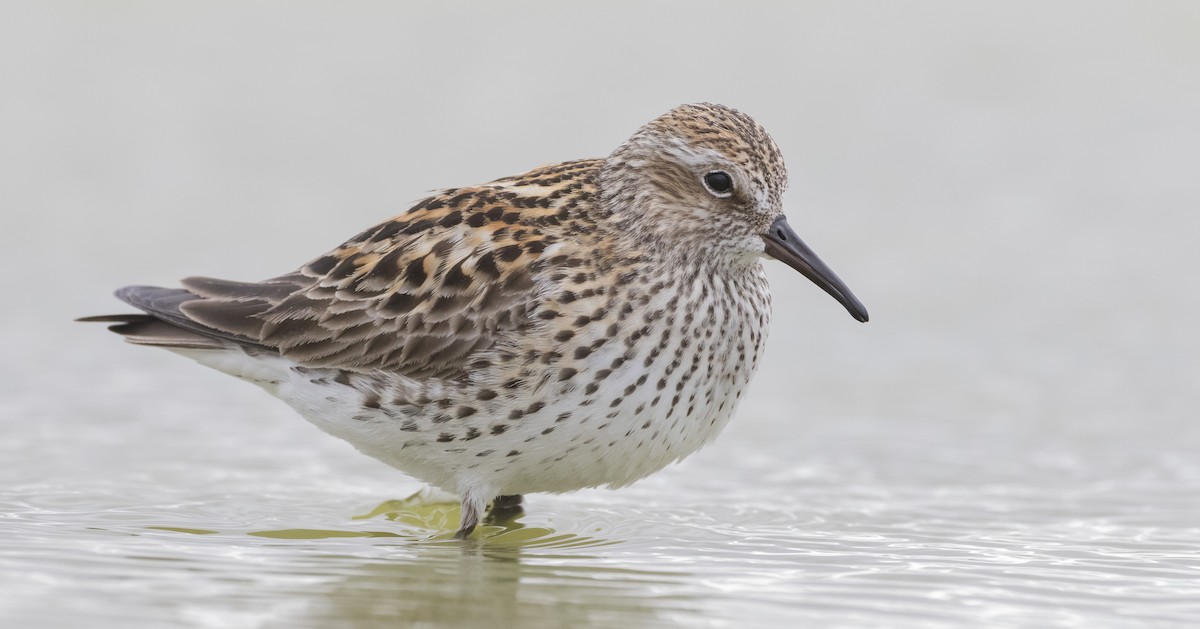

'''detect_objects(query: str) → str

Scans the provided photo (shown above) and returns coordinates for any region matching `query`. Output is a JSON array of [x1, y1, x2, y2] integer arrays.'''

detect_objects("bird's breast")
[[476, 261, 773, 492]]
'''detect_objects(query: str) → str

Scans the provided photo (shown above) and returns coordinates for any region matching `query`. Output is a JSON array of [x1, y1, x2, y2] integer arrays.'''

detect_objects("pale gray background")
[[2, 2, 1199, 628]]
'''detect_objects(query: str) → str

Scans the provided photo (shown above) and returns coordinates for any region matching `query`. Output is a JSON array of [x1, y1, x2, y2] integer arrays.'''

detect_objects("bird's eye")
[[703, 171, 733, 197]]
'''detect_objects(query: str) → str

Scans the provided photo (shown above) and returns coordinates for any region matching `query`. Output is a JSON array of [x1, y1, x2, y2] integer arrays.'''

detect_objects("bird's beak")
[[762, 215, 869, 322]]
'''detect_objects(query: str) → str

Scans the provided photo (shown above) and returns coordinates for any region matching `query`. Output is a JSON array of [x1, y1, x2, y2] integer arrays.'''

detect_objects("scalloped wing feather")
[[167, 175, 587, 379]]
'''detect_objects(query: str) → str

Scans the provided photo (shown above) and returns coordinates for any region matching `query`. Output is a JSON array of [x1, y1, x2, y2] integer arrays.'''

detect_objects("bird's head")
[[600, 103, 868, 322]]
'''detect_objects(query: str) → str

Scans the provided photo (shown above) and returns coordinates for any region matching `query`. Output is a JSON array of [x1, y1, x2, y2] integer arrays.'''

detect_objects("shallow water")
[[4, 2, 1200, 628], [4, 347, 1199, 628]]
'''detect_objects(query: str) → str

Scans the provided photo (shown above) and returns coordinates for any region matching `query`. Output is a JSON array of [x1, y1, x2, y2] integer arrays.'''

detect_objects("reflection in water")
[[278, 498, 654, 628], [133, 497, 676, 628], [307, 544, 685, 629]]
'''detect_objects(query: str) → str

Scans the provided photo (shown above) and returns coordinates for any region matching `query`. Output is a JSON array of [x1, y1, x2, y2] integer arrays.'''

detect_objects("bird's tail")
[[76, 314, 228, 350]]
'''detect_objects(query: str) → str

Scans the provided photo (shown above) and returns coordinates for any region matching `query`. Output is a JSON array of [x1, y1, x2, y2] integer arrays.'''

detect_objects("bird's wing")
[[122, 186, 570, 380]]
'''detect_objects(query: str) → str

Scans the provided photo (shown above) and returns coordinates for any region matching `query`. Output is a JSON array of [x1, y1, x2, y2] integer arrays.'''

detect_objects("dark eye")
[[703, 171, 733, 196]]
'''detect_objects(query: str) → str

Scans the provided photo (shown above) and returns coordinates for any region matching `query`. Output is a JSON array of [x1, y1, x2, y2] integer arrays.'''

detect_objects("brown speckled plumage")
[[84, 104, 868, 539]]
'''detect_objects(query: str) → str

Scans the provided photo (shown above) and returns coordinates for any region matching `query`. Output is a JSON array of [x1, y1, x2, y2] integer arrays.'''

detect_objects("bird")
[[81, 103, 868, 539]]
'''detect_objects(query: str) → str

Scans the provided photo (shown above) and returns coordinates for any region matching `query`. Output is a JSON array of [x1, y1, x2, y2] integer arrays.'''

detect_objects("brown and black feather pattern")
[[99, 159, 604, 381]]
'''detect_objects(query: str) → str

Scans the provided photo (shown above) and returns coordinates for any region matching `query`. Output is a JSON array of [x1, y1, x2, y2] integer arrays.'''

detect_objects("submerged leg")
[[455, 500, 481, 539], [455, 487, 490, 539]]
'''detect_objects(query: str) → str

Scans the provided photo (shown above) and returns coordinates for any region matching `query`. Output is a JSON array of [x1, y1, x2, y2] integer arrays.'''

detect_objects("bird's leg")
[[455, 501, 480, 539], [455, 494, 524, 537], [455, 490, 489, 539]]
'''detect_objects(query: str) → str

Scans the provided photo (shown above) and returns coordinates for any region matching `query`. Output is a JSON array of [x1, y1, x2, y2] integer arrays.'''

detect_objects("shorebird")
[[82, 103, 868, 538]]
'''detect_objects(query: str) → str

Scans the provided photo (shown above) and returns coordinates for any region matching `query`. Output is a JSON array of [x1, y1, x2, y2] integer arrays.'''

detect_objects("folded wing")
[[110, 189, 559, 380]]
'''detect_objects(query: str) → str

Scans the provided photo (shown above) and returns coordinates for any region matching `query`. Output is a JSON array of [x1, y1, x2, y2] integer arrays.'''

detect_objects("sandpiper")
[[82, 104, 868, 538]]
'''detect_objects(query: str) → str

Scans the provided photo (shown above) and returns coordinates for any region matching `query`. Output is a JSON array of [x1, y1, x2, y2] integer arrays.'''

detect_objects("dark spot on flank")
[[527, 402, 545, 414], [486, 206, 505, 220], [464, 427, 481, 441], [559, 368, 577, 381], [496, 245, 522, 262], [437, 433, 455, 443], [491, 424, 509, 435], [476, 450, 494, 457], [457, 407, 477, 418], [555, 330, 575, 342], [443, 261, 471, 289], [509, 410, 525, 420], [409, 196, 436, 211], [541, 427, 554, 435], [475, 252, 500, 277], [585, 383, 599, 395], [327, 256, 360, 281], [574, 347, 592, 359], [382, 291, 419, 314], [538, 310, 560, 320], [334, 372, 352, 386], [404, 256, 428, 286], [507, 450, 520, 457], [369, 221, 404, 241], [307, 255, 338, 275], [401, 219, 434, 235], [477, 389, 498, 401], [439, 211, 463, 227], [446, 192, 473, 207], [466, 213, 488, 227]]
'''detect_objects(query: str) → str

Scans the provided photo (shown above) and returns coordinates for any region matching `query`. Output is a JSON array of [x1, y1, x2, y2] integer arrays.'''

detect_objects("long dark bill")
[[762, 216, 869, 322]]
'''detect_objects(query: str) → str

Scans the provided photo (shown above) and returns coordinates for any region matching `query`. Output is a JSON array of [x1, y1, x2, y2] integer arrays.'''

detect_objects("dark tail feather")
[[81, 285, 257, 351], [76, 313, 227, 350]]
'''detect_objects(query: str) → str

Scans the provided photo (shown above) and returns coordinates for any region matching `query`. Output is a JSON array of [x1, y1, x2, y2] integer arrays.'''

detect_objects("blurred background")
[[2, 2, 1198, 628]]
